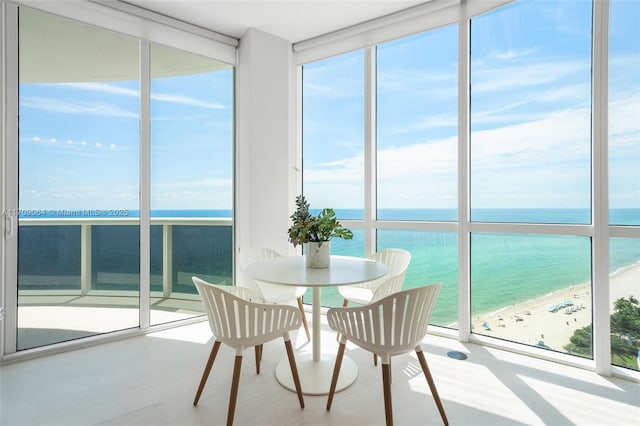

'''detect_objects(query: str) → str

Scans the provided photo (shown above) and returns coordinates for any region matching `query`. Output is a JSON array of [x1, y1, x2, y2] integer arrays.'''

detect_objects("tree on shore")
[[564, 324, 593, 357], [564, 296, 640, 368]]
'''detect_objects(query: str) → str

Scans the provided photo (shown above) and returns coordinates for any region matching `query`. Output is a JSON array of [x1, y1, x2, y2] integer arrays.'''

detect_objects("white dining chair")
[[337, 248, 411, 366], [192, 277, 305, 426], [338, 248, 411, 307], [326, 283, 448, 426], [238, 247, 310, 341]]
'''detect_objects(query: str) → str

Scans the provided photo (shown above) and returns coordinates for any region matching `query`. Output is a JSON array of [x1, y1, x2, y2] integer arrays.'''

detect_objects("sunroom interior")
[[1, 0, 639, 425]]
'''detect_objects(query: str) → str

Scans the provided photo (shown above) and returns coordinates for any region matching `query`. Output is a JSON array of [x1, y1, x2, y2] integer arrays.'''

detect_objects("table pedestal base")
[[275, 353, 358, 396]]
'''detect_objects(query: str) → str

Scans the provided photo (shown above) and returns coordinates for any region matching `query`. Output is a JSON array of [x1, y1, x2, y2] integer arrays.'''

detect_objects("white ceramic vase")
[[305, 241, 330, 268]]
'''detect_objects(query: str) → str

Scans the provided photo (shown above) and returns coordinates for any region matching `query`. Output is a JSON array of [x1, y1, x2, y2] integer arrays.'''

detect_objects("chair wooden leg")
[[226, 355, 243, 426], [297, 297, 311, 342], [284, 339, 305, 409], [326, 342, 346, 411], [416, 349, 449, 426], [382, 363, 393, 426], [193, 340, 221, 406], [254, 345, 261, 375]]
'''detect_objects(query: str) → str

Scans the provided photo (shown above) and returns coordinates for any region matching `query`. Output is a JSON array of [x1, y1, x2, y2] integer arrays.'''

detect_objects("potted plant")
[[288, 195, 353, 268]]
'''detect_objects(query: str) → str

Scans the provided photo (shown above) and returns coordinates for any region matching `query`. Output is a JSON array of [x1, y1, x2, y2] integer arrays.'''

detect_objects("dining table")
[[244, 254, 388, 395]]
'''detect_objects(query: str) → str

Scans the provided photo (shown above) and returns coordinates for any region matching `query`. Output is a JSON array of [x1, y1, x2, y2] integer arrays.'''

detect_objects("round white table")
[[244, 255, 387, 395]]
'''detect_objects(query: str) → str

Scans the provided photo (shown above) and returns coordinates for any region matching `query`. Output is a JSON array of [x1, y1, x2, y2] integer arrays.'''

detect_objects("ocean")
[[17, 208, 640, 326]]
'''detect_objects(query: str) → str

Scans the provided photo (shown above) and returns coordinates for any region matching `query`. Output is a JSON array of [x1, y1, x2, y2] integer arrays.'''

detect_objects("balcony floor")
[[16, 295, 204, 350], [1, 316, 639, 426]]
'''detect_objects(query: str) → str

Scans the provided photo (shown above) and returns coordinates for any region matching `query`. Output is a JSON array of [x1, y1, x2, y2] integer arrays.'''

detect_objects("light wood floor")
[[1, 318, 638, 426]]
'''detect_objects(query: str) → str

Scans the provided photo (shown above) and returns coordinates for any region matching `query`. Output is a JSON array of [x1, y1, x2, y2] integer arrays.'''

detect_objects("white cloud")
[[61, 82, 138, 97], [383, 112, 457, 136], [610, 91, 640, 140], [377, 69, 456, 94], [21, 97, 138, 118], [470, 108, 591, 173], [60, 82, 227, 109], [472, 58, 589, 94], [305, 105, 603, 209], [151, 92, 226, 109], [493, 47, 539, 60]]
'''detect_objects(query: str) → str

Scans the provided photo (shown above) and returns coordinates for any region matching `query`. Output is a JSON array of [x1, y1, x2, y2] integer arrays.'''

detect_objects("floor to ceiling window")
[[301, 50, 365, 306], [377, 28, 458, 219], [17, 8, 141, 350], [376, 26, 459, 328], [149, 43, 234, 326], [469, 0, 594, 357], [8, 5, 235, 352], [302, 49, 365, 216], [300, 0, 639, 374], [608, 0, 640, 372]]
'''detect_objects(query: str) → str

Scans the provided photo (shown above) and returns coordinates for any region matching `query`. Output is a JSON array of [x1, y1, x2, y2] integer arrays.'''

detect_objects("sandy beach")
[[468, 262, 640, 352]]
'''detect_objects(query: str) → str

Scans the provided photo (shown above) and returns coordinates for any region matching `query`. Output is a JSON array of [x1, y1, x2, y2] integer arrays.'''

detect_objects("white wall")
[[235, 28, 298, 261]]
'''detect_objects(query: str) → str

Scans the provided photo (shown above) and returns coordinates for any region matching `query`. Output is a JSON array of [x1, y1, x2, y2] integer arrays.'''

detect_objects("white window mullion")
[[139, 40, 151, 330], [592, 0, 611, 376], [457, 9, 471, 342], [1, 1, 19, 357], [364, 46, 377, 256], [290, 64, 304, 257]]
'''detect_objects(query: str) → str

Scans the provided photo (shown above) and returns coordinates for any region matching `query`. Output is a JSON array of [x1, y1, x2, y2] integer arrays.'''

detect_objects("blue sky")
[[17, 0, 639, 215], [19, 35, 234, 212], [302, 0, 639, 211]]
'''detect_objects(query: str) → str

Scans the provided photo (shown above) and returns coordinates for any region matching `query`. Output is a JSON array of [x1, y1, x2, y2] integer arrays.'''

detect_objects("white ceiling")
[[122, 0, 427, 44]]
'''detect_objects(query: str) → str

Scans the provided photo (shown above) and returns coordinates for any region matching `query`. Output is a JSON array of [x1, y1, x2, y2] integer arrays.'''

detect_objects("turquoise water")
[[327, 209, 640, 326], [19, 208, 640, 327], [330, 230, 640, 326]]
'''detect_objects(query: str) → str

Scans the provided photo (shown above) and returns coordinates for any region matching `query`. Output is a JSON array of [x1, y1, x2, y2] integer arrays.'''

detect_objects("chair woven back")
[[193, 277, 302, 350], [238, 247, 282, 300], [364, 248, 411, 292], [373, 248, 411, 278], [327, 283, 441, 359], [371, 273, 406, 302]]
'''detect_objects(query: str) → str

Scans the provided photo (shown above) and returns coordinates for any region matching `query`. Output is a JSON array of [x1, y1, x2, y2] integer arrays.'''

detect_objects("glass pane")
[[302, 50, 364, 218], [377, 26, 458, 221], [378, 230, 458, 328], [471, 233, 592, 357], [149, 43, 234, 326], [17, 8, 140, 350], [610, 238, 640, 371], [470, 0, 592, 223], [92, 225, 140, 292], [609, 0, 640, 226]]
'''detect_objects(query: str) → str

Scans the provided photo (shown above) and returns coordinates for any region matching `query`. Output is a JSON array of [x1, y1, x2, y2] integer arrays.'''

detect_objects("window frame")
[[0, 1, 236, 358], [296, 0, 639, 380]]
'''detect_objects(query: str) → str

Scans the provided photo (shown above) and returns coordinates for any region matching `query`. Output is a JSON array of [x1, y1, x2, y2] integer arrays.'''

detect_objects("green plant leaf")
[[287, 195, 353, 247]]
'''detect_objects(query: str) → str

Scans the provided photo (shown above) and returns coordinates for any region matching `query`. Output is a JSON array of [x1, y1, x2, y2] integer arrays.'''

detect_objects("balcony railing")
[[18, 216, 233, 299]]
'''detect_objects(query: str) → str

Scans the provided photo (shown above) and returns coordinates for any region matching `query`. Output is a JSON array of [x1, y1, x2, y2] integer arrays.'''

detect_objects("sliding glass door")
[[17, 8, 141, 349], [9, 6, 236, 351], [149, 43, 234, 326]]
